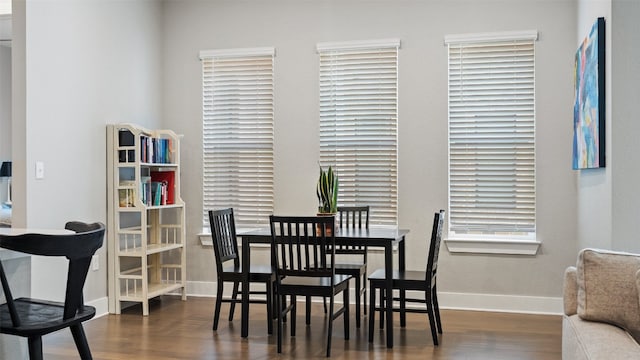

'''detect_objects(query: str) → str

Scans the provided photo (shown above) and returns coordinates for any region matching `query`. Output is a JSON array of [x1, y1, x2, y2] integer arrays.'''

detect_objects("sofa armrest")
[[564, 266, 578, 316]]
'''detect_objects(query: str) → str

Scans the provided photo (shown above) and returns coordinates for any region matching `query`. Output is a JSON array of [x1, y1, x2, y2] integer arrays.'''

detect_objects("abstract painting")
[[573, 17, 605, 169]]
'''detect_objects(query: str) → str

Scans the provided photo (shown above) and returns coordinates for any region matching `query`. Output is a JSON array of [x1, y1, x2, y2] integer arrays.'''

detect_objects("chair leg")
[[70, 323, 93, 360], [368, 285, 376, 342], [266, 280, 273, 335], [344, 286, 350, 341], [426, 289, 439, 346], [379, 288, 385, 330], [229, 281, 240, 321], [326, 294, 334, 357], [291, 295, 297, 337], [400, 288, 407, 328], [433, 285, 443, 334], [354, 275, 361, 328], [282, 293, 287, 323], [363, 272, 367, 315], [306, 295, 312, 325], [323, 296, 328, 313], [277, 293, 283, 353], [213, 279, 224, 330], [28, 336, 44, 360]]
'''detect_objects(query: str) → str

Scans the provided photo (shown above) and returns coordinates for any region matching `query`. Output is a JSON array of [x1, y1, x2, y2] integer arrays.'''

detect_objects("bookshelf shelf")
[[107, 123, 187, 316]]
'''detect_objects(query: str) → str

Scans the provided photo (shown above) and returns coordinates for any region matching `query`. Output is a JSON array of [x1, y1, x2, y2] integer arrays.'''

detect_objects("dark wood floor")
[[41, 296, 562, 359]]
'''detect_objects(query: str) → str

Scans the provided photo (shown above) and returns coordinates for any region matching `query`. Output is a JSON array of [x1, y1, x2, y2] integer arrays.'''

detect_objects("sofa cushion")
[[577, 248, 640, 343], [563, 314, 640, 360], [564, 266, 578, 316]]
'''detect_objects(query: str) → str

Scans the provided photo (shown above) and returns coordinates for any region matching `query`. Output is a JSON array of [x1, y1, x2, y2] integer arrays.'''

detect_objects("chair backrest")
[[208, 208, 239, 275], [269, 215, 336, 281], [426, 210, 445, 286], [337, 206, 370, 229], [0, 222, 105, 325], [336, 205, 369, 255]]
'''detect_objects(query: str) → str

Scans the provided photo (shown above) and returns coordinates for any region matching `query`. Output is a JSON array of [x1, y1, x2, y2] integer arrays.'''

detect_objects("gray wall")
[[611, 0, 640, 252], [162, 0, 578, 311], [576, 0, 640, 253], [0, 44, 9, 203], [12, 0, 163, 304], [575, 0, 612, 251]]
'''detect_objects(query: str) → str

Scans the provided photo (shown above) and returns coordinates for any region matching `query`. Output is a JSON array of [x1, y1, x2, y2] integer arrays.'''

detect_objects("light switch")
[[35, 161, 44, 179]]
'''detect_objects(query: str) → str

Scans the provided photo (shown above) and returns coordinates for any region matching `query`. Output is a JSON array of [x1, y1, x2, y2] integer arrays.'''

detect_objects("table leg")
[[399, 236, 406, 327], [384, 243, 394, 348], [241, 236, 250, 338]]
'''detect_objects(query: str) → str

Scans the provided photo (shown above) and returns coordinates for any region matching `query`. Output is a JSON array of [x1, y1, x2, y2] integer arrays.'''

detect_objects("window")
[[317, 39, 400, 226], [445, 31, 538, 253], [200, 47, 274, 227]]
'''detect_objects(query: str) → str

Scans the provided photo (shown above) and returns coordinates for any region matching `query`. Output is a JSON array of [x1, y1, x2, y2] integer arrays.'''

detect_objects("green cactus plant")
[[316, 164, 339, 214]]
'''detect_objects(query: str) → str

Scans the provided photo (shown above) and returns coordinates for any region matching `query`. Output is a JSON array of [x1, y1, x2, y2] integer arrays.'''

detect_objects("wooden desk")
[[238, 226, 409, 348]]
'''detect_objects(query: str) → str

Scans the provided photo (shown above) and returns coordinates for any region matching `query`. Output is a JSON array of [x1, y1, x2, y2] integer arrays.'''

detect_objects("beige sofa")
[[563, 248, 640, 359]]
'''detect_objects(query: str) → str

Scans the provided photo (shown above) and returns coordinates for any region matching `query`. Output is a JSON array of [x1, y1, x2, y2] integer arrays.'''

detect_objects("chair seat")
[[279, 274, 351, 296], [369, 269, 430, 290], [221, 264, 275, 281], [335, 262, 366, 272], [0, 298, 96, 337]]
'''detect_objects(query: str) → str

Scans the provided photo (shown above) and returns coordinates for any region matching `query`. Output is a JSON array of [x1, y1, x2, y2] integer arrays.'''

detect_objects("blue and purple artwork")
[[573, 17, 605, 169]]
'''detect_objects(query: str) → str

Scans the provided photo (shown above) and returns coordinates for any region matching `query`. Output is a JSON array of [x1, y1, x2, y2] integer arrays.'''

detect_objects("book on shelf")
[[150, 171, 175, 204], [118, 180, 137, 207], [151, 181, 168, 206], [139, 135, 172, 164], [118, 188, 135, 207], [140, 176, 152, 206]]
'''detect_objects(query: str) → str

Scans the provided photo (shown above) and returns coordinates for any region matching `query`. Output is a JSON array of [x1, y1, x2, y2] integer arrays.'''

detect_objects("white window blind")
[[317, 39, 400, 226], [446, 31, 537, 237], [200, 48, 274, 227]]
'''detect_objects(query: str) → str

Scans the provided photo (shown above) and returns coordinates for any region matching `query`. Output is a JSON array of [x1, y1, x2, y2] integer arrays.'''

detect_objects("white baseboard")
[[87, 296, 109, 318], [185, 281, 562, 315], [437, 291, 562, 315]]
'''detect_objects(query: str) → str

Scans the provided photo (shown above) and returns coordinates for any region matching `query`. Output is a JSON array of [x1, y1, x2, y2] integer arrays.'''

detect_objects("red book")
[[150, 171, 175, 204]]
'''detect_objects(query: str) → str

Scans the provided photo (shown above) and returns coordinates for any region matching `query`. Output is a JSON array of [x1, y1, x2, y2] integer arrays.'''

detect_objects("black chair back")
[[208, 208, 240, 274], [426, 210, 445, 286], [0, 222, 105, 324], [269, 215, 336, 279], [336, 206, 369, 254], [337, 206, 369, 229]]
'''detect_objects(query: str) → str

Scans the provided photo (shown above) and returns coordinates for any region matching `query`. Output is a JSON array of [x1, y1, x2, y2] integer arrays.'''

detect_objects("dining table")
[[237, 226, 409, 349]]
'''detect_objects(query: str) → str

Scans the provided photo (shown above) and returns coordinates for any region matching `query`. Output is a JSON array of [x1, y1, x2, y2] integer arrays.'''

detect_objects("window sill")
[[444, 238, 540, 255]]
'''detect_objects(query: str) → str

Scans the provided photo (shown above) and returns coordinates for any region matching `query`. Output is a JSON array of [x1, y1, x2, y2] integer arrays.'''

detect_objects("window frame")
[[316, 39, 400, 226], [199, 47, 275, 230], [443, 31, 540, 255]]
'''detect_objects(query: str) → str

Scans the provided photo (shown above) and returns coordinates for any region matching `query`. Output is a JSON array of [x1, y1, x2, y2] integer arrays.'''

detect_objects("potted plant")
[[316, 164, 338, 235], [316, 164, 338, 214]]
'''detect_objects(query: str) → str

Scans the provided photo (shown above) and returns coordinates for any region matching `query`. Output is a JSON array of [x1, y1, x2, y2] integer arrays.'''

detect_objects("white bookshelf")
[[106, 123, 187, 315]]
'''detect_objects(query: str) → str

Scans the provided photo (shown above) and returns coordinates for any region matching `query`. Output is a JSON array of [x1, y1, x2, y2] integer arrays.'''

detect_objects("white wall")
[[610, 0, 640, 252], [575, 0, 612, 251], [162, 0, 578, 311], [0, 45, 10, 197], [12, 0, 163, 305], [0, 15, 10, 203], [575, 0, 640, 253]]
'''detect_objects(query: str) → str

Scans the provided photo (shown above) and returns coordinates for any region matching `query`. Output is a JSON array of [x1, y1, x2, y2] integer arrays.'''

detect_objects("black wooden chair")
[[208, 208, 275, 334], [270, 215, 350, 357], [368, 210, 445, 346], [320, 205, 369, 328], [0, 221, 105, 360]]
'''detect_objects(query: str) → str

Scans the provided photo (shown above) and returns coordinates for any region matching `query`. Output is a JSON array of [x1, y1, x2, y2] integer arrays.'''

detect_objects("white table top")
[[0, 228, 73, 236], [0, 228, 74, 260]]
